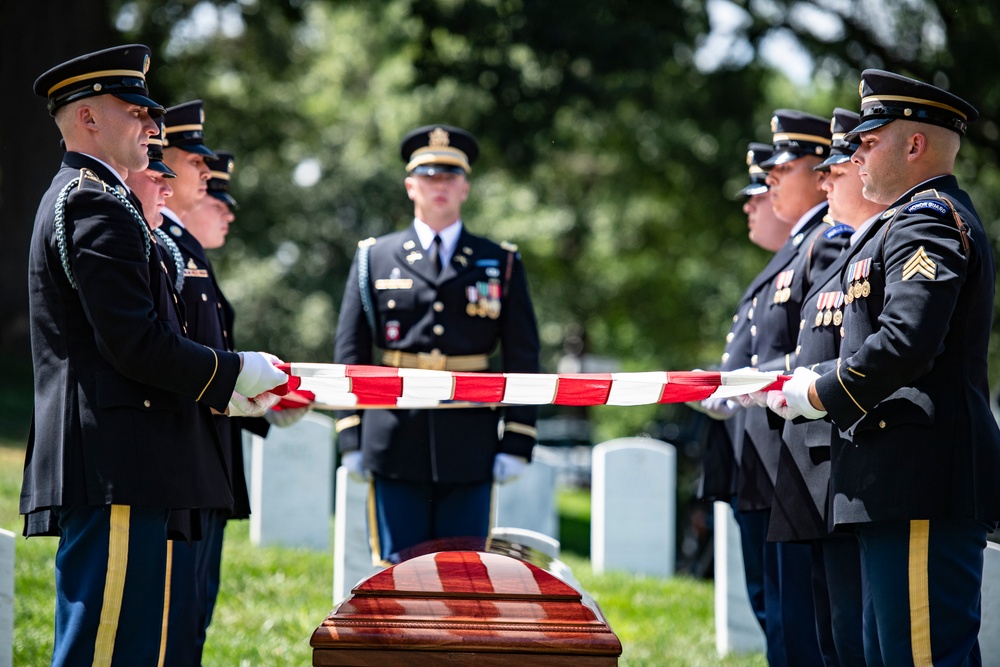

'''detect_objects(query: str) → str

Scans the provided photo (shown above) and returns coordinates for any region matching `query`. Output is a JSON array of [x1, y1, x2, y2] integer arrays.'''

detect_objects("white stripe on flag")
[[398, 368, 455, 401], [503, 373, 558, 404], [606, 372, 669, 406], [309, 390, 358, 407], [709, 370, 781, 399], [289, 363, 349, 378]]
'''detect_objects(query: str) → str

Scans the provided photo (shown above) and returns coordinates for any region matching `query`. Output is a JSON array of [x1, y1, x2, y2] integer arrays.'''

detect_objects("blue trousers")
[[811, 535, 865, 667], [737, 508, 823, 666], [52, 504, 168, 667], [370, 476, 492, 561], [857, 519, 993, 667], [162, 509, 227, 666], [733, 504, 767, 632]]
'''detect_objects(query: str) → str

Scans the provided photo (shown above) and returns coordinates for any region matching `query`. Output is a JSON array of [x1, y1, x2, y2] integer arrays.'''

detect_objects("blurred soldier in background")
[[334, 124, 541, 563]]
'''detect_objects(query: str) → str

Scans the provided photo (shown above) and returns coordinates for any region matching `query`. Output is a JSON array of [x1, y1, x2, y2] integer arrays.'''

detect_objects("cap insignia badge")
[[428, 127, 450, 147]]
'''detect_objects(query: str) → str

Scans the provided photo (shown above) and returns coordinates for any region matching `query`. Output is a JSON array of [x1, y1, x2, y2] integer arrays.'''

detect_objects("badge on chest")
[[844, 258, 872, 303], [773, 270, 794, 304]]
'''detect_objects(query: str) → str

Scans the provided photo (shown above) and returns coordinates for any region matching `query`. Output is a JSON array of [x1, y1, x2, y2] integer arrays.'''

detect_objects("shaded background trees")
[[2, 0, 998, 442]]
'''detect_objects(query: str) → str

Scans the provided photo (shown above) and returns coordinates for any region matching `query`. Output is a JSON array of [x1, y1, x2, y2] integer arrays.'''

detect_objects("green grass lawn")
[[1, 439, 765, 666]]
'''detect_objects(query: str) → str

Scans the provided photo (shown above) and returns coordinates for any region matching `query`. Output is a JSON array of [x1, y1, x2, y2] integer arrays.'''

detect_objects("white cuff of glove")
[[493, 453, 528, 485], [264, 406, 310, 428], [228, 391, 282, 418], [341, 450, 369, 482], [235, 351, 288, 397], [782, 367, 827, 420]]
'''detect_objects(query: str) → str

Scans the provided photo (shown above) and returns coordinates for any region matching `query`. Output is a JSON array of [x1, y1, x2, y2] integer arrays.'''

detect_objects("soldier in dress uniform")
[[157, 115, 308, 664], [774, 70, 1000, 667], [334, 124, 541, 563], [22, 45, 287, 666], [125, 119, 175, 230], [694, 141, 783, 631], [764, 108, 883, 667], [736, 109, 851, 666]]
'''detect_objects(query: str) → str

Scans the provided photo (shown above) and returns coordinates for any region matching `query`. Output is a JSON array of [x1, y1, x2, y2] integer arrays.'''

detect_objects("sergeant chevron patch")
[[902, 246, 937, 281]]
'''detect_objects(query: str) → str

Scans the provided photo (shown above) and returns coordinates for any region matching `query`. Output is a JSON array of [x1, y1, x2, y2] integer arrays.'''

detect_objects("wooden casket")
[[311, 538, 622, 666]]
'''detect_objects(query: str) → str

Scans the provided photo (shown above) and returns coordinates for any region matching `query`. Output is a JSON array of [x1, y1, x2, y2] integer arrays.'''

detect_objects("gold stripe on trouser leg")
[[157, 540, 174, 667], [909, 519, 933, 666], [92, 505, 130, 667], [366, 480, 385, 567]]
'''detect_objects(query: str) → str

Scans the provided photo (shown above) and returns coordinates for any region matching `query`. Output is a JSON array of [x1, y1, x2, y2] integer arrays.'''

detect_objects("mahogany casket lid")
[[310, 548, 622, 660]]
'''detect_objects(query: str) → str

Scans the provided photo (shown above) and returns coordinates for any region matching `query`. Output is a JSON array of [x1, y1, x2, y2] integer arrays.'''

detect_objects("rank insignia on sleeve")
[[902, 246, 937, 281]]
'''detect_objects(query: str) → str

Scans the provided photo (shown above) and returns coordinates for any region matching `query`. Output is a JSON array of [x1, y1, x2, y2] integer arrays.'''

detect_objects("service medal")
[[861, 281, 871, 297], [815, 311, 824, 328], [823, 310, 833, 326], [833, 310, 843, 326]]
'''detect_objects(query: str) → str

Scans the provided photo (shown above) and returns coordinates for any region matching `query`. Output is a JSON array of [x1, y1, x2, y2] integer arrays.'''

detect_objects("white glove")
[[341, 451, 368, 482], [235, 351, 288, 397], [765, 389, 795, 420], [778, 367, 827, 420], [493, 453, 528, 485], [264, 406, 310, 428], [698, 397, 741, 421], [228, 391, 281, 418], [748, 389, 770, 408], [729, 366, 760, 407]]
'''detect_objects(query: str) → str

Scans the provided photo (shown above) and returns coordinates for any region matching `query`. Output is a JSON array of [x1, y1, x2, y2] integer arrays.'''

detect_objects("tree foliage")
[[3, 0, 1000, 439]]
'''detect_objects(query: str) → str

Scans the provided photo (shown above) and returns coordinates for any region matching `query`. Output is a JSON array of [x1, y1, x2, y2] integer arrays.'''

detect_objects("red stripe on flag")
[[453, 373, 506, 402], [347, 366, 403, 404], [553, 375, 613, 406], [276, 389, 314, 410], [658, 371, 721, 403]]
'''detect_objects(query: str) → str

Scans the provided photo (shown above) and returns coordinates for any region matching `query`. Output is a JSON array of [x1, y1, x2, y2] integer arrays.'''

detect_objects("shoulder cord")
[[358, 243, 376, 335], [54, 178, 151, 290], [152, 227, 186, 292]]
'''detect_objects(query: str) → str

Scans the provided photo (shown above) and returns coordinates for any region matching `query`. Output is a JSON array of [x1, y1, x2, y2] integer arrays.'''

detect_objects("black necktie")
[[429, 235, 442, 275]]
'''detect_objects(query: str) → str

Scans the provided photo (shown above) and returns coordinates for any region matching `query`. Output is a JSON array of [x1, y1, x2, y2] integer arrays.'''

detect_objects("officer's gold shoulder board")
[[358, 237, 377, 248], [500, 241, 518, 252]]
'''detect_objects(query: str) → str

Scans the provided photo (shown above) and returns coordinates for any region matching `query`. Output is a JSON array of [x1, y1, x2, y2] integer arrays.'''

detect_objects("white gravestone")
[[333, 467, 382, 605], [980, 541, 1000, 666], [249, 412, 334, 550], [591, 437, 676, 577], [713, 501, 766, 656], [490, 526, 561, 559], [493, 459, 559, 541], [1, 529, 13, 667]]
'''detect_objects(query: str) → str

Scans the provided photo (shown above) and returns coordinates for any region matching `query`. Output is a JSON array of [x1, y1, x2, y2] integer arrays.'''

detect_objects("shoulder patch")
[[76, 168, 106, 192], [902, 200, 949, 217], [500, 241, 518, 252], [825, 223, 854, 238], [358, 237, 377, 249]]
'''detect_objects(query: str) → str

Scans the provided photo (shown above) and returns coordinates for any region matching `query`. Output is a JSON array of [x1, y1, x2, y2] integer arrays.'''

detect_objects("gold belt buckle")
[[417, 350, 447, 370]]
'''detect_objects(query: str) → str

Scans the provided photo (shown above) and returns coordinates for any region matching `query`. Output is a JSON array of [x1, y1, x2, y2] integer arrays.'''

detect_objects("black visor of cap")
[[410, 164, 467, 176], [148, 160, 176, 178], [737, 182, 769, 197]]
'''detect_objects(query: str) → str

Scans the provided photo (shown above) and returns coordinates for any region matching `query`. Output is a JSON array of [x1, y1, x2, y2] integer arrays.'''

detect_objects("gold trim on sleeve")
[[836, 359, 867, 415], [195, 348, 219, 403]]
